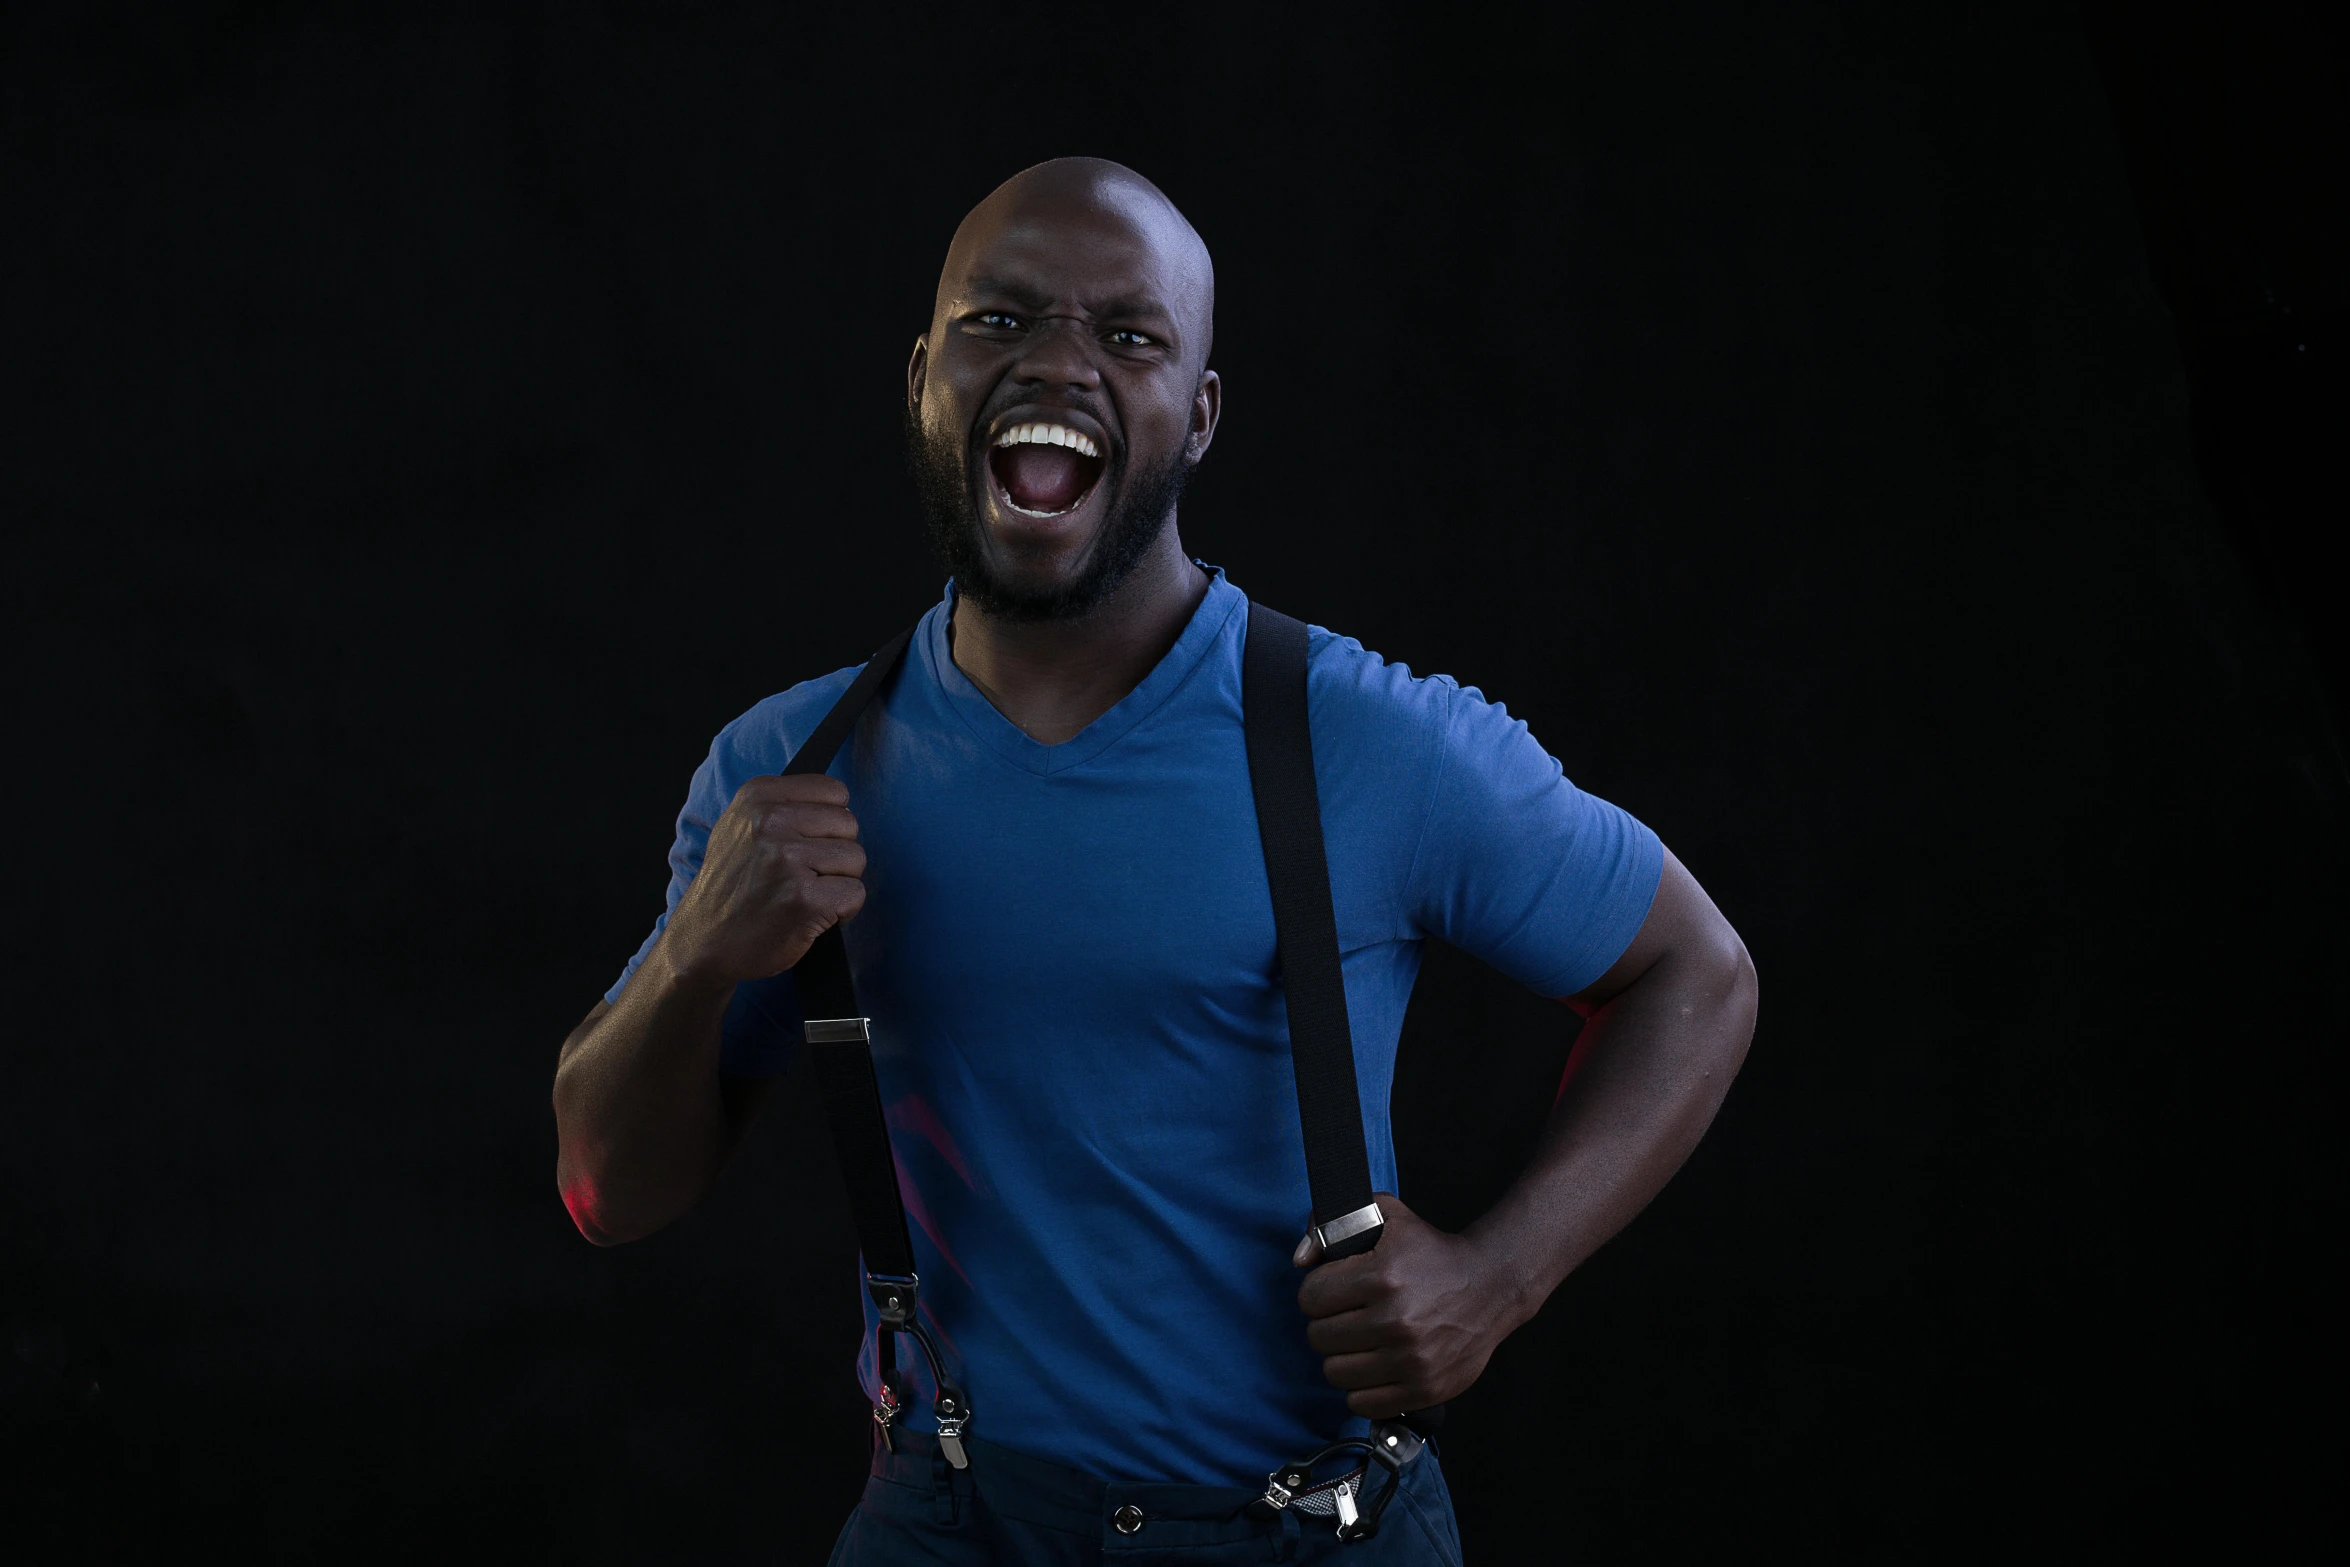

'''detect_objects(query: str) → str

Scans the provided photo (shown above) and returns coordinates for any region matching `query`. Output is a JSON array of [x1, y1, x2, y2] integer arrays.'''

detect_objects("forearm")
[[1466, 937, 1758, 1329], [552, 939, 738, 1245]]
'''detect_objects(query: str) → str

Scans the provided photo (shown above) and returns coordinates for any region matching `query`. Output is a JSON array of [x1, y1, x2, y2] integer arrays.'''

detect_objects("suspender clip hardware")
[[866, 1271, 920, 1329], [934, 1391, 971, 1470], [805, 1016, 872, 1045], [862, 1270, 972, 1469], [1258, 1464, 1310, 1512], [1310, 1202, 1386, 1261], [1368, 1418, 1424, 1470], [1256, 1417, 1426, 1542], [1333, 1480, 1362, 1534]]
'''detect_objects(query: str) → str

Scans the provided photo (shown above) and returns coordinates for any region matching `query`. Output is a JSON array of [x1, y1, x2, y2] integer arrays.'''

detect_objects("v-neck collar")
[[919, 564, 1244, 777]]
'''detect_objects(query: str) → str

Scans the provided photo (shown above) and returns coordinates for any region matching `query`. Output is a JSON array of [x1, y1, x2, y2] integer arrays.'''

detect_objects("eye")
[[1105, 328, 1157, 347], [974, 311, 1025, 331]]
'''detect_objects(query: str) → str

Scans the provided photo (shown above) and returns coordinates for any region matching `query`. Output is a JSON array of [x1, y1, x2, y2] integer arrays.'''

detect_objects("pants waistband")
[[872, 1426, 1399, 1551]]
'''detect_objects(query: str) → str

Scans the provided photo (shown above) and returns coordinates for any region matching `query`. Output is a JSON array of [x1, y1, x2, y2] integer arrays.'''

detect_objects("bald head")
[[932, 158, 1215, 374]]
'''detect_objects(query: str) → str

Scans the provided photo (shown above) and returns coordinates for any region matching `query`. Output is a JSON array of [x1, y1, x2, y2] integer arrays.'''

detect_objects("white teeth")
[[992, 422, 1099, 459]]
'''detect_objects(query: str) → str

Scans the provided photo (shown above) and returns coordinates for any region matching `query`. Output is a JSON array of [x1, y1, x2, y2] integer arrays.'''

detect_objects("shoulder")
[[1301, 624, 1462, 745], [1301, 622, 1563, 799], [693, 663, 865, 792], [654, 660, 870, 851], [1287, 626, 1469, 828]]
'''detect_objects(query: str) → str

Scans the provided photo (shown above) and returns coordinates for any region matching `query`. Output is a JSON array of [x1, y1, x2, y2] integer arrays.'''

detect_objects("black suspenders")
[[775, 625, 973, 1466], [1239, 606, 1388, 1263], [775, 602, 1426, 1538]]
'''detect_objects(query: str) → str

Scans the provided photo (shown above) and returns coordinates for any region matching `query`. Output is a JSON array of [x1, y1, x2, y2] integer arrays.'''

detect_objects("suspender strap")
[[785, 625, 917, 1278], [780, 604, 1397, 1482], [1246, 602, 1438, 1541], [784, 626, 916, 1023], [1241, 603, 1384, 1260], [784, 627, 917, 784], [1243, 601, 1428, 1540], [806, 1025, 916, 1280], [778, 625, 970, 1466]]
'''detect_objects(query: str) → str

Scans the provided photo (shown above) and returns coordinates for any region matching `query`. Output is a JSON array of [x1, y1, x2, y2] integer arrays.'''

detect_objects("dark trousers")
[[826, 1428, 1466, 1566]]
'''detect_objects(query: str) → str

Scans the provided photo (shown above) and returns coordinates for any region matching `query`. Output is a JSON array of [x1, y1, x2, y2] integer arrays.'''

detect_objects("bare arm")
[[553, 773, 866, 1246], [552, 992, 772, 1246], [1296, 846, 1759, 1415]]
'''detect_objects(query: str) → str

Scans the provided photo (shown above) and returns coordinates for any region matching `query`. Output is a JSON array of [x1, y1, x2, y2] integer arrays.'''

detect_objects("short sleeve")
[[603, 716, 806, 1078], [1406, 683, 1664, 998]]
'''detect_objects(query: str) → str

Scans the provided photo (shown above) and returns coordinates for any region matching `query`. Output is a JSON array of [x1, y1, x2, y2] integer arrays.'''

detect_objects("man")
[[553, 158, 1758, 1563]]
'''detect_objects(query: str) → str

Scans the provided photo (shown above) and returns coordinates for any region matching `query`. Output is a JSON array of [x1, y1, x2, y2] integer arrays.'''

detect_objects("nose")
[[1009, 316, 1102, 393]]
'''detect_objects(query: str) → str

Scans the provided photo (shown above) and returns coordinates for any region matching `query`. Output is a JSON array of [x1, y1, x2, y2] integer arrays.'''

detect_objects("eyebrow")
[[963, 276, 1056, 313]]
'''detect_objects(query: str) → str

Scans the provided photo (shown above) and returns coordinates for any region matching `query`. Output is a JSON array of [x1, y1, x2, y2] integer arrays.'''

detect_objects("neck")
[[949, 523, 1210, 746]]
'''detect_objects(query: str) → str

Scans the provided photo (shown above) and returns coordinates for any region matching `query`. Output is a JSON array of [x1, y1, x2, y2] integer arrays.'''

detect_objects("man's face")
[[907, 181, 1219, 621]]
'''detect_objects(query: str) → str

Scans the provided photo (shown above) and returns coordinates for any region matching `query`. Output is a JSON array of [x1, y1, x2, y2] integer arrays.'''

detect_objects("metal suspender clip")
[[1310, 1201, 1386, 1261], [933, 1391, 971, 1470], [1254, 1417, 1429, 1541], [861, 1270, 974, 1470]]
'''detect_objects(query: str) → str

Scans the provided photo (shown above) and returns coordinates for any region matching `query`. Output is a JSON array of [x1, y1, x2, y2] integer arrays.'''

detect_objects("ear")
[[1186, 368, 1222, 464], [906, 335, 930, 416]]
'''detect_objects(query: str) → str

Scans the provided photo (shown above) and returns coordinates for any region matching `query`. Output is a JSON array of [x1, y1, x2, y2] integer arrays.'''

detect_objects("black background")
[[5, 2, 2344, 1561]]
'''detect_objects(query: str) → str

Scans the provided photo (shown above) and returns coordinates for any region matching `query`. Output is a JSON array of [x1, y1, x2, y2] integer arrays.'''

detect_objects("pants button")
[[1113, 1503, 1145, 1535]]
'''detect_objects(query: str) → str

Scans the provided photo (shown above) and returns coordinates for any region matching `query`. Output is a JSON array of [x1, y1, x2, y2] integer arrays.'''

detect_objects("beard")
[[906, 407, 1194, 624]]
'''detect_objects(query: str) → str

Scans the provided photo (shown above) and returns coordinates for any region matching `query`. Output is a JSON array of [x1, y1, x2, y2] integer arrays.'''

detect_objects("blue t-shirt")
[[606, 566, 1662, 1484]]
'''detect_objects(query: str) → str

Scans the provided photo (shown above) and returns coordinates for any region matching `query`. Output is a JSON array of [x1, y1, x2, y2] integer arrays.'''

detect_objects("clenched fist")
[[1294, 1192, 1516, 1419], [660, 774, 867, 984]]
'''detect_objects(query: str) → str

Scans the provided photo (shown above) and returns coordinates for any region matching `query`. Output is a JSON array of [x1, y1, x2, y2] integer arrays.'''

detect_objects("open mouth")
[[987, 421, 1105, 517]]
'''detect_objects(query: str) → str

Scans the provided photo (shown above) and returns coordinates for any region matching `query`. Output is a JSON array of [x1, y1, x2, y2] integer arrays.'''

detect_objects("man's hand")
[[551, 773, 861, 1246], [661, 774, 867, 984], [1285, 850, 1756, 1415], [1293, 1192, 1520, 1418]]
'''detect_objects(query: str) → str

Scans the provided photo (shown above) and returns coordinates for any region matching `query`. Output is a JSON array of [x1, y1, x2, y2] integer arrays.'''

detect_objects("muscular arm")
[[552, 991, 774, 1246], [1297, 846, 1758, 1415], [553, 774, 865, 1246]]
